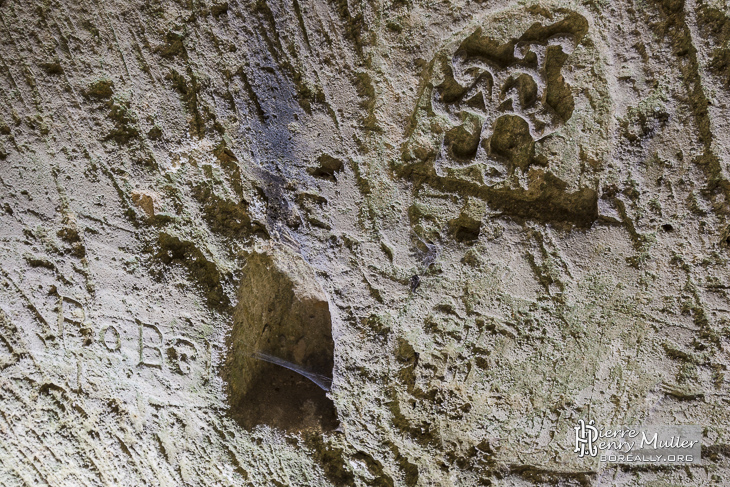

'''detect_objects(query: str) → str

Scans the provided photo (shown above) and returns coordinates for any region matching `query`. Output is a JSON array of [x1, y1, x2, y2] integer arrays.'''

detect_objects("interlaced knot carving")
[[431, 28, 582, 177]]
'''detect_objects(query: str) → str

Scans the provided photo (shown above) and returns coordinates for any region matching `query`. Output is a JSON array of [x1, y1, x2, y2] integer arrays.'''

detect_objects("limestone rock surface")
[[1, 0, 730, 485]]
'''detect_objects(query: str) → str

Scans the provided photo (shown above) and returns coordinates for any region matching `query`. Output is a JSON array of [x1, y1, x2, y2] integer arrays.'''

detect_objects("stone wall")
[[0, 0, 729, 485]]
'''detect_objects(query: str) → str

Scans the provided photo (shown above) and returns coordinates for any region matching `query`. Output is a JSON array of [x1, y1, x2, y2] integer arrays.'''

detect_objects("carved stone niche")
[[226, 245, 337, 431], [399, 5, 612, 227]]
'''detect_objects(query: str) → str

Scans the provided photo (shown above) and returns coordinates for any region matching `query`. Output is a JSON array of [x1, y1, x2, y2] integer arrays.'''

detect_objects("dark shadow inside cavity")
[[308, 154, 344, 181], [236, 361, 337, 431], [227, 247, 336, 432]]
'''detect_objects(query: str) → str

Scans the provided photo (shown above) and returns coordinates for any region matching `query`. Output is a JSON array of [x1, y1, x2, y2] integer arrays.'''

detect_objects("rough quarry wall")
[[1, 0, 730, 485]]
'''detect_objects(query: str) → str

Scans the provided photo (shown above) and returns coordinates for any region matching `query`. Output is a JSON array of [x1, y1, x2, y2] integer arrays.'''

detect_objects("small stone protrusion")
[[131, 190, 160, 219]]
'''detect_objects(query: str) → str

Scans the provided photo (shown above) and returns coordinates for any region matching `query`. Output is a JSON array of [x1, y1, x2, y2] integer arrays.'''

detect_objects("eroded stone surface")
[[1, 0, 730, 486]]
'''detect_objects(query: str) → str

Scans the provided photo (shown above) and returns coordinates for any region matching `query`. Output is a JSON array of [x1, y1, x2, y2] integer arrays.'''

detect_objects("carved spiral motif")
[[401, 7, 611, 195]]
